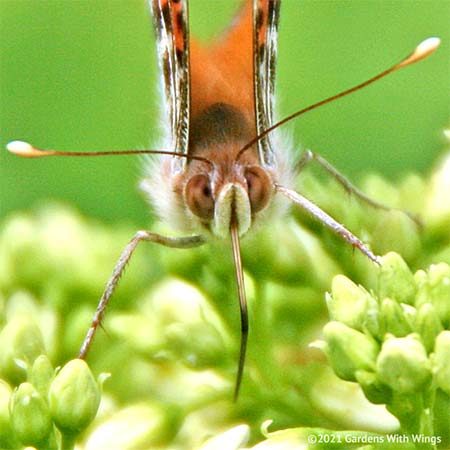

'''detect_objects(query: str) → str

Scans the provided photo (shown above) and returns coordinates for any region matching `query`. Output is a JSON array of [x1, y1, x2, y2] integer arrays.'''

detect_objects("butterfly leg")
[[78, 231, 206, 359], [296, 150, 420, 226], [275, 183, 381, 265]]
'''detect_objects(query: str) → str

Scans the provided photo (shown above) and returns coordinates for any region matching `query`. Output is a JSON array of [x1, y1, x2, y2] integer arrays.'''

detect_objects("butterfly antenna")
[[230, 215, 248, 401], [236, 37, 440, 161], [6, 140, 214, 168]]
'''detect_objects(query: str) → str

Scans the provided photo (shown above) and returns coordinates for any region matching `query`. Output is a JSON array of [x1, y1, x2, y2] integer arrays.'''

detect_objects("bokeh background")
[[1, 0, 448, 225]]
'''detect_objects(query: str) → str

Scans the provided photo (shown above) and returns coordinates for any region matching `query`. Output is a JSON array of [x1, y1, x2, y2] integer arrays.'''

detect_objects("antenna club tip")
[[6, 140, 45, 158], [418, 36, 441, 51], [7, 140, 33, 154], [401, 36, 441, 67]]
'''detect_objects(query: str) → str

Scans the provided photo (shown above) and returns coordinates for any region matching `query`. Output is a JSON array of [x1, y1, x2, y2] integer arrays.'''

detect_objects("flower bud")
[[355, 370, 392, 405], [165, 321, 226, 369], [0, 315, 46, 384], [251, 420, 310, 449], [398, 174, 426, 217], [49, 359, 100, 434], [425, 151, 450, 232], [310, 371, 398, 433], [433, 330, 450, 395], [143, 279, 228, 350], [326, 275, 374, 331], [85, 403, 182, 450], [198, 424, 250, 450], [108, 313, 165, 356], [321, 322, 379, 381], [244, 222, 340, 287], [376, 335, 431, 394], [379, 298, 411, 337], [9, 382, 53, 447], [147, 279, 216, 326], [416, 263, 450, 327], [379, 253, 416, 305], [0, 380, 20, 449], [414, 303, 443, 353], [372, 211, 421, 261], [30, 354, 54, 398]]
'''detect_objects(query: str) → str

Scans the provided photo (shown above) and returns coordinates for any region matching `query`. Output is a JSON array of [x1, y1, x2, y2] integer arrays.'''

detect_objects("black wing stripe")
[[151, 0, 190, 170], [254, 0, 280, 167]]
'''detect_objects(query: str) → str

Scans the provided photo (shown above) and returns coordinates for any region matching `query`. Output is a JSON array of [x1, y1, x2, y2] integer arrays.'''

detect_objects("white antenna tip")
[[401, 37, 441, 67], [7, 140, 34, 155], [6, 141, 45, 158], [417, 37, 441, 57]]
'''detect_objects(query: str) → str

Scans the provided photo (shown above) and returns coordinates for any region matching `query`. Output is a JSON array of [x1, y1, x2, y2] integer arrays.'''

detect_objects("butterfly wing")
[[254, 0, 281, 167], [189, 1, 254, 126], [151, 0, 190, 172]]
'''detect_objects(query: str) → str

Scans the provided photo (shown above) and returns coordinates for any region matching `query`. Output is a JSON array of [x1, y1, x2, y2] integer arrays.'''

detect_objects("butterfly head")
[[183, 149, 273, 238]]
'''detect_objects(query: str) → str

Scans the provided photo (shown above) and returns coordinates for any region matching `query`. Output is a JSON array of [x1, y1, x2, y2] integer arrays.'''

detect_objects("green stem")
[[60, 431, 77, 450]]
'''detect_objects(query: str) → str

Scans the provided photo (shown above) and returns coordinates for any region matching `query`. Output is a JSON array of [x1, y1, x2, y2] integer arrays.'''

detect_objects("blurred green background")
[[1, 0, 448, 226]]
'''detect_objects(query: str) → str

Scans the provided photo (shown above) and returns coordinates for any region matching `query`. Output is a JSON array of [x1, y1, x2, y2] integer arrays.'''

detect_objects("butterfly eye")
[[245, 166, 272, 213], [185, 174, 215, 220]]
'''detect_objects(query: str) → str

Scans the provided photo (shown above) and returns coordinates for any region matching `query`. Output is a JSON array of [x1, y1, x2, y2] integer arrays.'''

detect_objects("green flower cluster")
[[1, 144, 450, 449], [0, 331, 101, 450], [317, 253, 450, 443]]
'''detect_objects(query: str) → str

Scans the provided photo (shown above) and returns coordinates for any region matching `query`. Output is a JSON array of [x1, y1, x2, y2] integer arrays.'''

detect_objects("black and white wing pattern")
[[253, 0, 281, 168], [151, 0, 190, 172]]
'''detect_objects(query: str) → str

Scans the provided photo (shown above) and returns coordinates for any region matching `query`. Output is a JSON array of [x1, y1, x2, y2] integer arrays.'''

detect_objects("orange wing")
[[189, 1, 254, 125]]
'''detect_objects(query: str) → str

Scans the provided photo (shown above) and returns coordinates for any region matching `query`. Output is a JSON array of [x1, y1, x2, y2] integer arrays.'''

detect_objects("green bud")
[[414, 303, 443, 353], [425, 151, 450, 232], [250, 420, 310, 450], [414, 268, 427, 287], [0, 380, 20, 449], [310, 371, 398, 432], [85, 403, 182, 450], [49, 359, 100, 434], [321, 322, 379, 381], [147, 279, 216, 326], [165, 321, 226, 368], [108, 313, 165, 356], [326, 275, 373, 331], [379, 298, 411, 337], [379, 253, 416, 305], [244, 221, 340, 287], [376, 335, 431, 394], [30, 355, 54, 398], [198, 424, 250, 450], [0, 315, 46, 384], [415, 263, 450, 327], [143, 279, 228, 348], [0, 214, 39, 289], [9, 382, 52, 447], [362, 174, 400, 208], [398, 174, 426, 216], [355, 370, 392, 405], [372, 211, 421, 261], [433, 330, 450, 395]]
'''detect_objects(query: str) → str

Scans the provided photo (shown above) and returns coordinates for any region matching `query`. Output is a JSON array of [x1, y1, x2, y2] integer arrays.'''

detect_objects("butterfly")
[[7, 0, 439, 400]]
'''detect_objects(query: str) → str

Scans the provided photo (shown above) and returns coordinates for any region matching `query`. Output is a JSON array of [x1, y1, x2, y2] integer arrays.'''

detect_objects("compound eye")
[[245, 166, 272, 213], [185, 174, 215, 219]]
